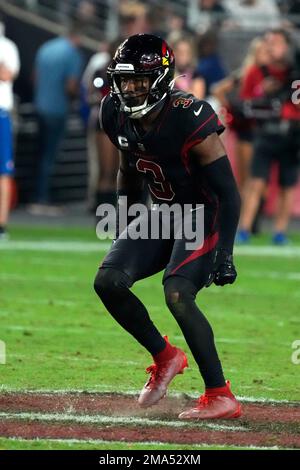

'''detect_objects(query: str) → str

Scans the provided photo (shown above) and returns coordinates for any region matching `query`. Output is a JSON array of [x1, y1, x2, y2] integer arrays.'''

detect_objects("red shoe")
[[138, 341, 188, 408], [178, 381, 242, 420]]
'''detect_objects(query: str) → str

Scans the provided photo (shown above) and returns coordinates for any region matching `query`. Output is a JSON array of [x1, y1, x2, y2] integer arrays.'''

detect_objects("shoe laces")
[[197, 385, 233, 408], [145, 363, 168, 388], [197, 393, 210, 407], [197, 392, 221, 407]]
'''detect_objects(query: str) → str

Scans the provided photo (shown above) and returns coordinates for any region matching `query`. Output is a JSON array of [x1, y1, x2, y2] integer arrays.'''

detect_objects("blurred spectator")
[[172, 36, 206, 99], [237, 29, 300, 244], [0, 14, 20, 240], [81, 43, 118, 211], [188, 0, 227, 34], [118, 1, 152, 38], [76, 0, 96, 21], [193, 30, 227, 97], [212, 37, 270, 197], [223, 0, 281, 31], [279, 0, 300, 29], [29, 22, 83, 215], [147, 4, 169, 38], [288, 0, 300, 28], [166, 11, 192, 45]]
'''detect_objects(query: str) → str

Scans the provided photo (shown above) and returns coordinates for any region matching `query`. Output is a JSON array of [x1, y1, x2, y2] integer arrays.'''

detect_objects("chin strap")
[[127, 94, 167, 119]]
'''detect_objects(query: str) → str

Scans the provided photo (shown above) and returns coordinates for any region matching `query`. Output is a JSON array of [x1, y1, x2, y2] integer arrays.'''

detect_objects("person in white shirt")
[[0, 16, 20, 239], [223, 0, 281, 31]]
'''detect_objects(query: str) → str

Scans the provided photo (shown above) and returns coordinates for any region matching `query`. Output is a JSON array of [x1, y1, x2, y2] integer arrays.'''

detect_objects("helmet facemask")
[[108, 66, 174, 119]]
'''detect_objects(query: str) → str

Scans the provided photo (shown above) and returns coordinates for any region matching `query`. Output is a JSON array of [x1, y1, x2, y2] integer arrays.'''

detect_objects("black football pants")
[[94, 208, 226, 388]]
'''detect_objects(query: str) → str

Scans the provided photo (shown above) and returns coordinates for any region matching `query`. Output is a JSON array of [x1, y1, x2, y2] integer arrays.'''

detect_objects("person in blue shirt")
[[31, 22, 83, 212], [193, 30, 227, 97]]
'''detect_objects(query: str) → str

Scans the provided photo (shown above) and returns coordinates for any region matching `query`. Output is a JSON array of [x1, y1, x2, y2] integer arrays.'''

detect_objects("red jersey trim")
[[170, 231, 219, 275], [180, 113, 216, 174], [185, 113, 216, 144]]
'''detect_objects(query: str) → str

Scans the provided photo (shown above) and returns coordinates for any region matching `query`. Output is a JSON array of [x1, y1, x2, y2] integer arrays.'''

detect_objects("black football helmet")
[[107, 34, 175, 119]]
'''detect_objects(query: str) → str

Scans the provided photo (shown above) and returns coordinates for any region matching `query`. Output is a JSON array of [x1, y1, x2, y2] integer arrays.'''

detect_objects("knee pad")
[[164, 276, 197, 310], [94, 267, 132, 297]]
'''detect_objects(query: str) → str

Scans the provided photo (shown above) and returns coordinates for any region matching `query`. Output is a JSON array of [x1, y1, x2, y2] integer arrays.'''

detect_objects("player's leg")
[[94, 233, 170, 356], [163, 208, 225, 387], [94, 211, 188, 406], [164, 276, 225, 387], [163, 208, 241, 419], [94, 209, 177, 355]]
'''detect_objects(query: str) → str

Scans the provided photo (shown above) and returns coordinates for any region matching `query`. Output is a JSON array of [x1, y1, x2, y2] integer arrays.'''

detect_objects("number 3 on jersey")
[[136, 159, 175, 201]]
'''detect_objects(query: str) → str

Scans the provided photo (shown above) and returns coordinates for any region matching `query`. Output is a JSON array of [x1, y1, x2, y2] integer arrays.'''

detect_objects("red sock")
[[153, 338, 177, 363], [205, 383, 233, 398]]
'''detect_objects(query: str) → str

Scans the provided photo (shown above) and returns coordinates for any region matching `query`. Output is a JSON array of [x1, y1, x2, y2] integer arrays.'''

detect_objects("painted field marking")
[[0, 387, 297, 405], [0, 241, 109, 252], [0, 340, 6, 365], [0, 273, 88, 283], [1, 240, 300, 257], [6, 353, 139, 366], [234, 246, 300, 257], [246, 270, 300, 281], [0, 411, 248, 432]]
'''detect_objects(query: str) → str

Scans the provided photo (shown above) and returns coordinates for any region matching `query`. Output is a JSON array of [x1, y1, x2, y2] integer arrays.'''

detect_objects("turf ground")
[[0, 225, 299, 450]]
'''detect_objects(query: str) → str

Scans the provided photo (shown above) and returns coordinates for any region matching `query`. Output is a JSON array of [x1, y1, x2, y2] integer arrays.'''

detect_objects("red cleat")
[[138, 343, 188, 408], [178, 381, 242, 420]]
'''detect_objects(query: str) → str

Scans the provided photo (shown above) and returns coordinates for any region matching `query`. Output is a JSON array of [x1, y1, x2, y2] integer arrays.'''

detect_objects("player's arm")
[[190, 133, 241, 286], [116, 151, 145, 238]]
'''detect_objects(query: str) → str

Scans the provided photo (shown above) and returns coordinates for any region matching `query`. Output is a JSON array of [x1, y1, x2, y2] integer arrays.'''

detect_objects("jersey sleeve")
[[99, 93, 116, 141], [99, 94, 121, 150], [183, 100, 225, 148]]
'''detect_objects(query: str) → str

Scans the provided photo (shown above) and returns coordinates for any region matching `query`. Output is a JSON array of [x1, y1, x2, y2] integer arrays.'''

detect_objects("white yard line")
[[6, 353, 139, 366], [0, 411, 248, 432], [246, 270, 300, 281], [0, 273, 87, 283], [2, 325, 97, 334], [0, 387, 297, 405], [234, 245, 300, 257], [1, 240, 300, 257], [0, 241, 109, 252]]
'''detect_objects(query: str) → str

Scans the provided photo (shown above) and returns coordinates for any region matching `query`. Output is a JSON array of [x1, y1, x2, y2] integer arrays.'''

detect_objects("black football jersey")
[[100, 90, 225, 207]]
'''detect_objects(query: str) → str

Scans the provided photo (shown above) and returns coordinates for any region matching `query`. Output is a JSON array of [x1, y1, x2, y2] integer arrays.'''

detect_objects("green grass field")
[[0, 438, 272, 451], [0, 225, 299, 450]]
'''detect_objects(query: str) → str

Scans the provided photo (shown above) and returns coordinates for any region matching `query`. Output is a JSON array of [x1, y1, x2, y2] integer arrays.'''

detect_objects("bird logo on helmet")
[[107, 34, 175, 119]]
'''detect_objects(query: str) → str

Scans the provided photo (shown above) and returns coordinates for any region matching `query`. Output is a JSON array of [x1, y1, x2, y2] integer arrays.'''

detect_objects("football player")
[[94, 34, 242, 419]]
